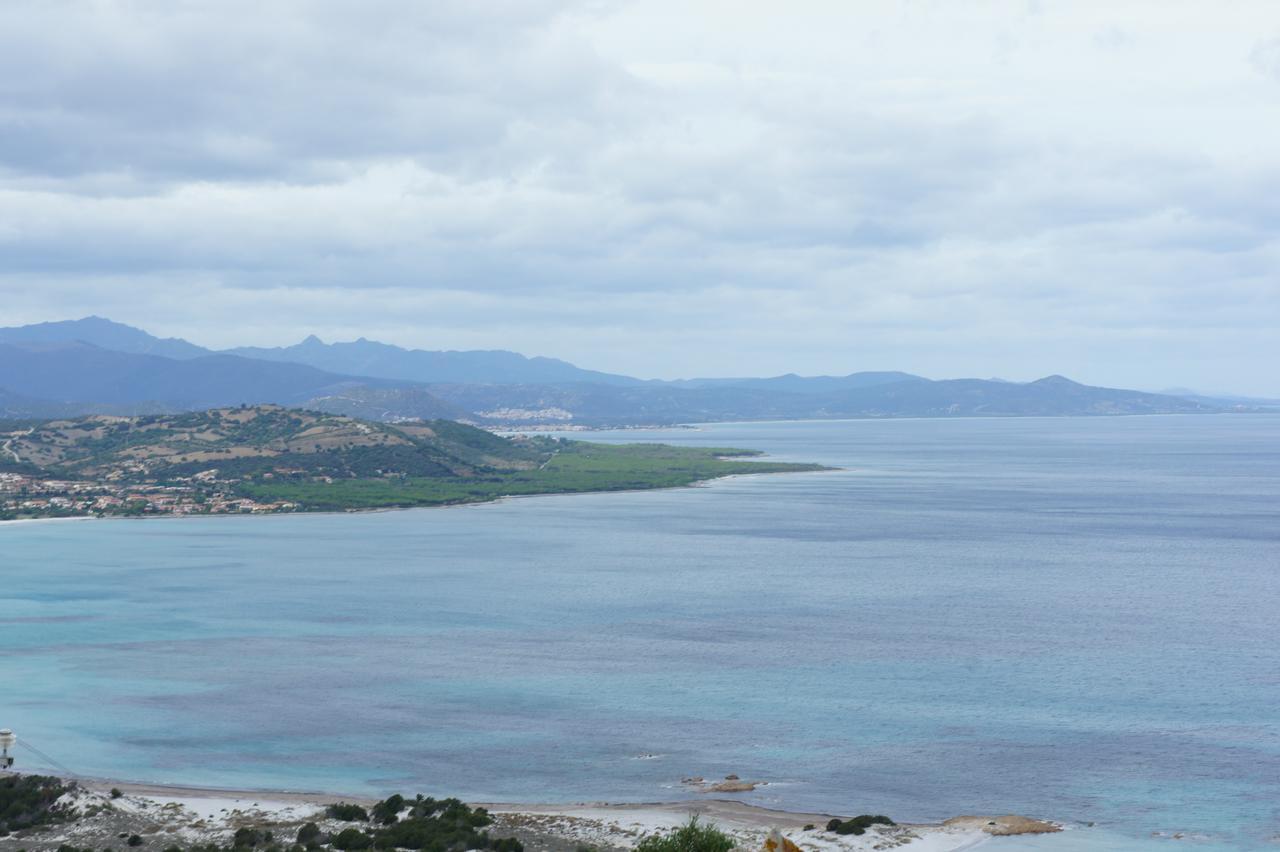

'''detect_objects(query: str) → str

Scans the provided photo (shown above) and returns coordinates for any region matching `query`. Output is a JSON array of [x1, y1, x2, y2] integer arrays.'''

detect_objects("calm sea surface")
[[3, 416, 1278, 849]]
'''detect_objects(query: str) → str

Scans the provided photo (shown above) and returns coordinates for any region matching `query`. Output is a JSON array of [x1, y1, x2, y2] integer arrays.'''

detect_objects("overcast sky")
[[2, 1, 1278, 393]]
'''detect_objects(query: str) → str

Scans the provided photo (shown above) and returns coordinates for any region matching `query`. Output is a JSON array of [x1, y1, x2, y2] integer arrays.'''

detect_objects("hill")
[[0, 341, 449, 413], [666, 371, 923, 393], [226, 335, 642, 386], [4, 406, 544, 482], [810, 374, 1220, 417], [0, 316, 208, 359], [421, 374, 1220, 426], [0, 387, 85, 420], [302, 384, 473, 422]]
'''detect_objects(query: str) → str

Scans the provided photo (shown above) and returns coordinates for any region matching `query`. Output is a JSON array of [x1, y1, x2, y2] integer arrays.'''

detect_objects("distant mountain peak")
[[0, 316, 209, 360], [1031, 374, 1081, 386], [224, 335, 640, 386]]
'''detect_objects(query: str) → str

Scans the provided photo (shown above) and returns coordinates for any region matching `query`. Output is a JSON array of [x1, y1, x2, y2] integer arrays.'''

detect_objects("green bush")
[[0, 775, 76, 833], [233, 828, 262, 848], [326, 803, 369, 822], [295, 823, 321, 844], [634, 818, 734, 852], [331, 828, 373, 851], [825, 815, 895, 836], [370, 795, 406, 825], [91, 792, 521, 852]]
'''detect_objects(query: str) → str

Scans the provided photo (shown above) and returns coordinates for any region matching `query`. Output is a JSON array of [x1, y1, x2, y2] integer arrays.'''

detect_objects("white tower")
[[0, 729, 15, 769]]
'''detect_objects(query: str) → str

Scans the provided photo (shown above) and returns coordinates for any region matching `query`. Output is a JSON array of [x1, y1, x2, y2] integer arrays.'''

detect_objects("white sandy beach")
[[0, 778, 1063, 852]]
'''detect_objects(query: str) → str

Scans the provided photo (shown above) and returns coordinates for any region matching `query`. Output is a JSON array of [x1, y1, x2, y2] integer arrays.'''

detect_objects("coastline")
[[0, 777, 1063, 852], [0, 465, 839, 527]]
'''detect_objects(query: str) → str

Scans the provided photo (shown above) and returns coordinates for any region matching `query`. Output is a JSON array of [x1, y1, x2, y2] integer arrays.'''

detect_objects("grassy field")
[[238, 441, 827, 511]]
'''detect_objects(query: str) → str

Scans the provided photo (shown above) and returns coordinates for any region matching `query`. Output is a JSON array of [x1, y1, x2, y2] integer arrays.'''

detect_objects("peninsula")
[[0, 406, 825, 521]]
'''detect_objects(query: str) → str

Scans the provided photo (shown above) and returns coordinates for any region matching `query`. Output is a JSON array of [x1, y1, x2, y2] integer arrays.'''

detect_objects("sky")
[[1, 1, 1278, 394]]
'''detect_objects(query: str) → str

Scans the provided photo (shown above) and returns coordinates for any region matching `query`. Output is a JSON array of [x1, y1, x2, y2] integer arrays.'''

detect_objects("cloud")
[[0, 0, 1278, 393]]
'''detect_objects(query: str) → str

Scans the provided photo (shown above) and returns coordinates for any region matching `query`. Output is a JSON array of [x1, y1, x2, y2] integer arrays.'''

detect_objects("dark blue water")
[[3, 416, 1278, 849]]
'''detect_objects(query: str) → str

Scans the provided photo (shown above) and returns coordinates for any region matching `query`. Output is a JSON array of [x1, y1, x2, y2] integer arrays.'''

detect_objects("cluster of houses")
[[0, 472, 296, 520]]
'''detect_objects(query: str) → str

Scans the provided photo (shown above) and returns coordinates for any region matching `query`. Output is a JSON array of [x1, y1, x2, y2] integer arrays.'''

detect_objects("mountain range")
[[0, 316, 1248, 425]]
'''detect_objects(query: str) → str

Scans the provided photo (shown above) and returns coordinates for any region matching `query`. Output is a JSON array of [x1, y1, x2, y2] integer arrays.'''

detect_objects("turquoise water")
[[3, 416, 1278, 849]]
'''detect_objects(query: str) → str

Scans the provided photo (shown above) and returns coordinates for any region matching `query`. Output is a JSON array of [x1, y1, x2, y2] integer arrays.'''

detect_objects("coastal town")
[[0, 470, 297, 520]]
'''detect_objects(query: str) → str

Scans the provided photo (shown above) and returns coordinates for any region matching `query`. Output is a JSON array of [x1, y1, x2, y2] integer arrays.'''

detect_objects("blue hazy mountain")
[[1159, 387, 1280, 411], [0, 316, 209, 360], [666, 371, 923, 394], [424, 374, 1220, 425], [0, 318, 1230, 425], [0, 316, 640, 386], [225, 336, 642, 386], [0, 386, 84, 420], [0, 341, 398, 411]]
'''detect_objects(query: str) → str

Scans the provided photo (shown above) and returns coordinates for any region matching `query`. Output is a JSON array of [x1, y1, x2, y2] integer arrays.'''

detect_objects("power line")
[[14, 738, 171, 829], [17, 739, 79, 778]]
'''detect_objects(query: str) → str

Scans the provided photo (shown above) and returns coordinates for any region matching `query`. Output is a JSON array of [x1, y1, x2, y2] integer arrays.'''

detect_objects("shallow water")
[[3, 416, 1278, 849]]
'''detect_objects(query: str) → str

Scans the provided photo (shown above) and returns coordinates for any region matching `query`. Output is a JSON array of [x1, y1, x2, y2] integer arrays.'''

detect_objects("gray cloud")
[[1, 0, 1278, 394]]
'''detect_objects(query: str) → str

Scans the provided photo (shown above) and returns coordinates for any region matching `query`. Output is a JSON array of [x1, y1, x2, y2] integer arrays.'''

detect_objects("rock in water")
[[943, 815, 1061, 835]]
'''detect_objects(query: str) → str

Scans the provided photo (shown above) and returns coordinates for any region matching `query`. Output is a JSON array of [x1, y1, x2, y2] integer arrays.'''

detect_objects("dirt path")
[[2, 428, 32, 464]]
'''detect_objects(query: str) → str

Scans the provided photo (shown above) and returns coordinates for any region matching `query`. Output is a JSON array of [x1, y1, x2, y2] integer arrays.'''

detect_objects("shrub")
[[0, 775, 77, 833], [331, 828, 373, 851], [634, 818, 735, 852], [111, 789, 124, 799], [233, 828, 263, 848], [361, 795, 516, 852], [326, 803, 370, 822], [296, 823, 321, 844], [127, 836, 143, 847], [370, 795, 406, 825], [826, 815, 895, 836]]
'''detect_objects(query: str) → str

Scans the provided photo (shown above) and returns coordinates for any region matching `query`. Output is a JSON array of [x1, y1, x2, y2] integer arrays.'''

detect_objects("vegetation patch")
[[322, 795, 521, 852], [49, 793, 521, 852], [239, 441, 827, 512], [325, 804, 370, 822], [634, 817, 735, 852], [825, 815, 895, 836], [0, 773, 76, 834]]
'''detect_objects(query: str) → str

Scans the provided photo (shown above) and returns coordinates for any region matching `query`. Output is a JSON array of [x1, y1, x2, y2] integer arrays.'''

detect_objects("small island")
[[0, 406, 827, 521]]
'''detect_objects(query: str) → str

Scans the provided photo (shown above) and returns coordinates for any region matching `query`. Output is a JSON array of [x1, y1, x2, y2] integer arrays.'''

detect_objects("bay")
[[3, 415, 1278, 849]]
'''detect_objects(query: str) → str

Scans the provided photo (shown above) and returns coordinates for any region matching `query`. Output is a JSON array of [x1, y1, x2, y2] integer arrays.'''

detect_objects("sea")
[[3, 415, 1278, 850]]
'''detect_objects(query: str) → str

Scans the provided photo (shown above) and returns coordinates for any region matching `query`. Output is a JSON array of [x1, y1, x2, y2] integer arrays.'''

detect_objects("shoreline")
[[26, 776, 1058, 849], [2, 775, 1065, 852], [0, 465, 839, 528]]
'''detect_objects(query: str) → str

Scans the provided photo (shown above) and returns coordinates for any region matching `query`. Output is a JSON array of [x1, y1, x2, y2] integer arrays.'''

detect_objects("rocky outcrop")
[[681, 774, 764, 794], [943, 815, 1061, 835], [703, 780, 759, 793]]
